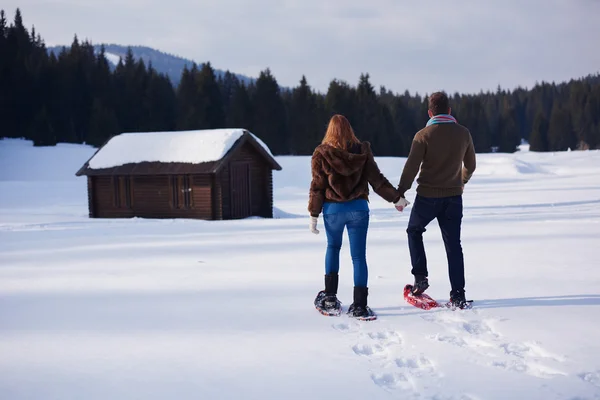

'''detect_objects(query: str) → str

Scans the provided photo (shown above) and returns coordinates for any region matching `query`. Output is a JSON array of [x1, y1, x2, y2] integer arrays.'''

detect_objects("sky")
[[4, 0, 600, 95]]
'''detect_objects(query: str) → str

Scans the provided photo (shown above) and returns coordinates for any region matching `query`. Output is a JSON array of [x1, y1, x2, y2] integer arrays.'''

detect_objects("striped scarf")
[[426, 114, 457, 127]]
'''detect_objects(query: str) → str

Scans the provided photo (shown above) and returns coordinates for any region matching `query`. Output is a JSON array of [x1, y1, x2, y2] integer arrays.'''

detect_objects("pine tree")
[[567, 81, 589, 148], [14, 8, 23, 29], [529, 111, 549, 152], [416, 96, 429, 129], [4, 8, 33, 139], [30, 106, 56, 146], [252, 69, 287, 154], [9, 8, 30, 54], [124, 46, 134, 68], [484, 94, 502, 151], [583, 88, 600, 149], [226, 81, 253, 130], [0, 10, 11, 138], [219, 70, 239, 120], [379, 103, 400, 156], [325, 79, 356, 122], [143, 67, 177, 132], [88, 98, 119, 147], [52, 44, 78, 143], [177, 64, 199, 130], [497, 103, 520, 153], [0, 10, 7, 42], [195, 62, 225, 129], [288, 76, 321, 155], [113, 47, 148, 133], [548, 103, 577, 151], [355, 74, 382, 149], [469, 97, 491, 153], [94, 45, 112, 98], [0, 10, 7, 128], [390, 97, 417, 156], [29, 32, 53, 146], [71, 40, 97, 142]]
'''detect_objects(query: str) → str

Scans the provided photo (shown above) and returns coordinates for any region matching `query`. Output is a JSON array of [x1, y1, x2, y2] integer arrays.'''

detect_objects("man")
[[395, 92, 476, 308]]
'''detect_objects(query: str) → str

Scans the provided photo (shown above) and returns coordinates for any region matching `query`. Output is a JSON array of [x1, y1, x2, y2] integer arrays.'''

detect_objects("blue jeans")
[[407, 195, 465, 291], [324, 210, 369, 288]]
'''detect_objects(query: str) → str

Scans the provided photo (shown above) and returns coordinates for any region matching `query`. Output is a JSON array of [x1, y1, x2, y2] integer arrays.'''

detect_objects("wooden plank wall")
[[219, 164, 231, 219], [92, 174, 213, 219], [191, 175, 212, 219], [211, 174, 223, 220], [87, 177, 96, 218], [219, 142, 270, 219], [265, 169, 274, 218], [93, 176, 134, 218], [132, 175, 169, 217]]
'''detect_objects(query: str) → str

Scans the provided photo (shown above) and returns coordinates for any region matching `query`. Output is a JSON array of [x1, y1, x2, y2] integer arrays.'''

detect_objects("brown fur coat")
[[308, 142, 400, 217]]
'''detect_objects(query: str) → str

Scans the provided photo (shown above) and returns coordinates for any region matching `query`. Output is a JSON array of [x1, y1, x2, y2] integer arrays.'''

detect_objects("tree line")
[[1, 9, 599, 156]]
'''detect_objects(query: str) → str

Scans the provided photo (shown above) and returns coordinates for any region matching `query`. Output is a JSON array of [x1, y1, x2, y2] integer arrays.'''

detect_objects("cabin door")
[[230, 162, 251, 219]]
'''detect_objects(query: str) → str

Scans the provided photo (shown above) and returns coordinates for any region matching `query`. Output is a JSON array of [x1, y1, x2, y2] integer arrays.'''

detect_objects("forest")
[[2, 9, 599, 156]]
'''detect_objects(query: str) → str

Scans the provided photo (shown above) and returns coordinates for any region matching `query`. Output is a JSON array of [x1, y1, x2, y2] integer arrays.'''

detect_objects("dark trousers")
[[324, 210, 369, 287], [407, 195, 465, 291]]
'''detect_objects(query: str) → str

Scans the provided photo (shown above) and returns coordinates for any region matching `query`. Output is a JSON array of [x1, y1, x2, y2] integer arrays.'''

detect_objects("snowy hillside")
[[1, 138, 599, 400], [104, 52, 121, 66]]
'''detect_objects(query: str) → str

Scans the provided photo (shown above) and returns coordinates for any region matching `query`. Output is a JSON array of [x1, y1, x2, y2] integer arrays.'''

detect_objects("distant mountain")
[[48, 44, 254, 87]]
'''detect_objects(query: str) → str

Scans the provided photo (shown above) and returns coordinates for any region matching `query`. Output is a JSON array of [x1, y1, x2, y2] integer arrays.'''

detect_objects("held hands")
[[394, 197, 410, 212], [309, 216, 320, 234]]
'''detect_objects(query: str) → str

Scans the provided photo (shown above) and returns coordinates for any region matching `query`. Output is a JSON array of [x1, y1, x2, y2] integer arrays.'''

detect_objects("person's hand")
[[394, 197, 410, 212], [309, 216, 320, 234]]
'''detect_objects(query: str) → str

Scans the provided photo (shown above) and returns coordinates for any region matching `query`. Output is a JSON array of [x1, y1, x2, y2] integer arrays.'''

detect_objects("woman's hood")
[[314, 142, 372, 177]]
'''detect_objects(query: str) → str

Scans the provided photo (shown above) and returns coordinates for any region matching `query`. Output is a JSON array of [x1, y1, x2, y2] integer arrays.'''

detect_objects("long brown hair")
[[322, 114, 360, 150]]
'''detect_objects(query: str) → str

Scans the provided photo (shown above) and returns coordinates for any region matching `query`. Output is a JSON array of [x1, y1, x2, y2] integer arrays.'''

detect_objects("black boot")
[[314, 274, 341, 316], [347, 287, 376, 321], [324, 273, 338, 295], [411, 275, 429, 296], [448, 289, 472, 309]]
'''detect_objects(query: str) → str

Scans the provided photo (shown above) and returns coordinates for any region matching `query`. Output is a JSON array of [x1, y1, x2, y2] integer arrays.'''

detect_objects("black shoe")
[[449, 289, 472, 309], [411, 275, 429, 296], [347, 287, 377, 321], [347, 303, 376, 320], [314, 290, 341, 316]]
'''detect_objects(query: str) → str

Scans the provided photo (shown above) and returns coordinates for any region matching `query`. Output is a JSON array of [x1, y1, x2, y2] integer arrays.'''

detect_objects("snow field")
[[1, 138, 599, 399]]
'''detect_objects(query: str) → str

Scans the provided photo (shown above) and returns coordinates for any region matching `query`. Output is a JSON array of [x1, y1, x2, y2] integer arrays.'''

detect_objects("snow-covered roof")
[[87, 129, 273, 170]]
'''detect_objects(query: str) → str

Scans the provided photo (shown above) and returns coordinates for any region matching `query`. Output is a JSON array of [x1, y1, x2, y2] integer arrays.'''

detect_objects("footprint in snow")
[[352, 343, 387, 357], [460, 319, 500, 337], [423, 310, 568, 379], [500, 341, 566, 362], [395, 355, 436, 376], [423, 313, 501, 352], [332, 323, 441, 396], [332, 322, 360, 333], [370, 371, 413, 391], [490, 359, 566, 379], [368, 330, 403, 345]]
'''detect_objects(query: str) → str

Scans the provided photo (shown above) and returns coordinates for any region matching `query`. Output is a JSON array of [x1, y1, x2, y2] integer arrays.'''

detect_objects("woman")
[[308, 114, 404, 320]]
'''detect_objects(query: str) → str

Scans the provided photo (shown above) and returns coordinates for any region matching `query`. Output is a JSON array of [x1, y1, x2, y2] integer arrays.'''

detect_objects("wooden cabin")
[[75, 129, 282, 220]]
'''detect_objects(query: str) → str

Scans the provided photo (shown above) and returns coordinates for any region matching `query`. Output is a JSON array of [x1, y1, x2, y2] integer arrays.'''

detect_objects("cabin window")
[[182, 176, 192, 208], [113, 176, 132, 209], [171, 176, 179, 208], [124, 177, 132, 208], [113, 176, 121, 208], [171, 175, 193, 209]]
